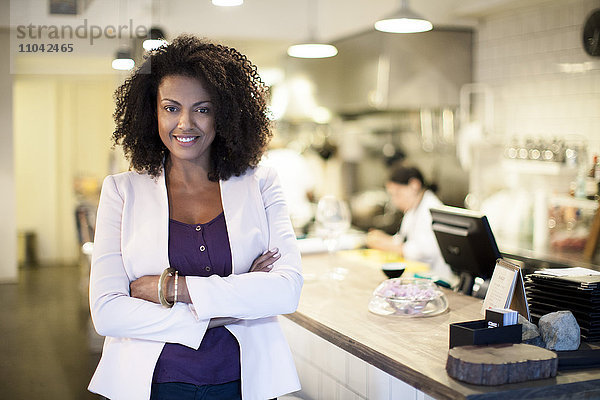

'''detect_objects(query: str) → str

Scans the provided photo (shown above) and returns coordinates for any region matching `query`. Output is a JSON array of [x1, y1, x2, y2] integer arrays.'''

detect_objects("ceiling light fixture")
[[287, 0, 338, 59], [212, 0, 243, 6], [374, 0, 433, 33], [112, 49, 135, 71], [287, 43, 338, 58], [143, 27, 168, 51]]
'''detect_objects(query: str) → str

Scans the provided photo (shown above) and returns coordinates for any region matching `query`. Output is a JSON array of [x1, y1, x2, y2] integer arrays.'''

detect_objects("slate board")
[[446, 343, 558, 385]]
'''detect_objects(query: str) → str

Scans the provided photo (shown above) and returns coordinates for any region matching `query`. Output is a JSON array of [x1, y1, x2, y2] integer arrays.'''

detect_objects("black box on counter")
[[449, 320, 522, 349], [485, 308, 518, 328]]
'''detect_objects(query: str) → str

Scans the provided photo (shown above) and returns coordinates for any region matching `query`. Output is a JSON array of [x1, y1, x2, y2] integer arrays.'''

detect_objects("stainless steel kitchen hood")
[[285, 28, 473, 115]]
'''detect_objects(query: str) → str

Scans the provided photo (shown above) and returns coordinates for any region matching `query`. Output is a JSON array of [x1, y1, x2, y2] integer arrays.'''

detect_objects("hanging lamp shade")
[[112, 49, 134, 71], [212, 0, 243, 6], [287, 42, 338, 58], [143, 27, 168, 51], [375, 0, 433, 33], [287, 0, 338, 58]]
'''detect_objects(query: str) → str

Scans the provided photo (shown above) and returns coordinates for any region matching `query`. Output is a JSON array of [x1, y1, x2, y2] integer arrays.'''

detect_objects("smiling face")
[[157, 74, 216, 169]]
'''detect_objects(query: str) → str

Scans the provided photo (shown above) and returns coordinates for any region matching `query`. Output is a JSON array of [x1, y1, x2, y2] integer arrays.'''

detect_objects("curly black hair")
[[112, 34, 271, 181]]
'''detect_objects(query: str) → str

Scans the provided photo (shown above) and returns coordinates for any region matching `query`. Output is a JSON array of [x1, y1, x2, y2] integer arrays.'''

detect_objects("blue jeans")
[[150, 380, 241, 400]]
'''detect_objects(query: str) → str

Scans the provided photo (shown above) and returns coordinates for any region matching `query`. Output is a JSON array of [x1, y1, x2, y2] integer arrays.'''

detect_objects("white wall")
[[466, 0, 600, 246], [0, 7, 17, 282], [475, 0, 600, 151], [14, 79, 61, 264], [13, 75, 118, 265]]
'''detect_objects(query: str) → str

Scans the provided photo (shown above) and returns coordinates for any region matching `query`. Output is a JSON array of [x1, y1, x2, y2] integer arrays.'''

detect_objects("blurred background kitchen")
[[1, 0, 600, 398]]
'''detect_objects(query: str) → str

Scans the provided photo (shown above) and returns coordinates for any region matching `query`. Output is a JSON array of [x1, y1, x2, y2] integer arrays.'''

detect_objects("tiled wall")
[[475, 0, 600, 154], [280, 317, 436, 400]]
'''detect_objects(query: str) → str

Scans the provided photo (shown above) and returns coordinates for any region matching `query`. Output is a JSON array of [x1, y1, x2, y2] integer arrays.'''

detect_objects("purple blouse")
[[153, 212, 241, 385]]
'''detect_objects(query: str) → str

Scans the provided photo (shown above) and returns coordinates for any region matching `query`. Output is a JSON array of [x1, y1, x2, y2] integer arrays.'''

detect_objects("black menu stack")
[[525, 272, 600, 342]]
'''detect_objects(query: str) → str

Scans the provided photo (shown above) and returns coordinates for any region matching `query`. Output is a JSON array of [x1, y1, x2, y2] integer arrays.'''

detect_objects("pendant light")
[[375, 0, 433, 33], [287, 0, 338, 59], [212, 0, 243, 6], [143, 27, 168, 51], [112, 0, 135, 71], [112, 48, 135, 71], [144, 1, 168, 51]]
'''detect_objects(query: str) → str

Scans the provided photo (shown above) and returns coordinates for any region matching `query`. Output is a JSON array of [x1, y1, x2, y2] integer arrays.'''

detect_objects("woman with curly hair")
[[88, 35, 303, 400]]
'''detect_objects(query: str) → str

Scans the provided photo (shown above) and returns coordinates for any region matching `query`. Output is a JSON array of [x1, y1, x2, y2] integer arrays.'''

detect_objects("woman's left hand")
[[250, 248, 280, 272], [130, 275, 160, 303]]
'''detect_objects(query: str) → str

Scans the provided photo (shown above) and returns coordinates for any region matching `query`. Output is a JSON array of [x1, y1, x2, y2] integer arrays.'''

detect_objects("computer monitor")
[[430, 205, 501, 296]]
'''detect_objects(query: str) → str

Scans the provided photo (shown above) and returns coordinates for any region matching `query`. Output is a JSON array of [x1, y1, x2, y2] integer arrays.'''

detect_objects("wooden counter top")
[[285, 252, 600, 400]]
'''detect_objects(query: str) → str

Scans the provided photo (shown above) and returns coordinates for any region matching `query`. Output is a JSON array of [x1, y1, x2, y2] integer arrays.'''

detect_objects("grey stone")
[[519, 314, 540, 341], [523, 335, 546, 348], [538, 311, 580, 351], [518, 314, 546, 347]]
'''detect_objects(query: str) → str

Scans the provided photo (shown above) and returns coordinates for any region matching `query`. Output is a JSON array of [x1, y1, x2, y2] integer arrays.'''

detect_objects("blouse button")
[[195, 226, 202, 231], [205, 266, 211, 272], [199, 245, 206, 252]]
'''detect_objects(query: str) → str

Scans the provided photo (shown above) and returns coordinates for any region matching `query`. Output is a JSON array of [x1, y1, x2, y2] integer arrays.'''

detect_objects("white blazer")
[[88, 165, 303, 400]]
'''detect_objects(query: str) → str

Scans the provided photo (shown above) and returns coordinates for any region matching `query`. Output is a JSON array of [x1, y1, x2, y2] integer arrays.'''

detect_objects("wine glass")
[[315, 195, 351, 280]]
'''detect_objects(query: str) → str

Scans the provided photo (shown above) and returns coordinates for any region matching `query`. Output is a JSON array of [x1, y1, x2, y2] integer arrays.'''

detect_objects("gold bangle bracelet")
[[158, 267, 176, 308], [173, 270, 179, 305]]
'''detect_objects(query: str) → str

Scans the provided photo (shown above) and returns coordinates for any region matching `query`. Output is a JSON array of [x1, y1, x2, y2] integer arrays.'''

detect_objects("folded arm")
[[130, 248, 281, 304], [91, 168, 303, 344], [89, 176, 208, 348], [184, 168, 303, 320]]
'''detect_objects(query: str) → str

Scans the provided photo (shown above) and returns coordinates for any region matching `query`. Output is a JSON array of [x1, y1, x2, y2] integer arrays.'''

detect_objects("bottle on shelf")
[[593, 155, 600, 200], [575, 168, 587, 199], [588, 154, 598, 178], [585, 154, 599, 200]]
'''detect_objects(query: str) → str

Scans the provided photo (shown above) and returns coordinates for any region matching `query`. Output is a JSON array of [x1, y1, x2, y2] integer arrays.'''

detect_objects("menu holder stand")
[[481, 258, 531, 321]]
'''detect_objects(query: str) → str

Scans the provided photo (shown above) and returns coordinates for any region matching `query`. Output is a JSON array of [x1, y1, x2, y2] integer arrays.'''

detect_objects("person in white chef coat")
[[366, 164, 454, 282]]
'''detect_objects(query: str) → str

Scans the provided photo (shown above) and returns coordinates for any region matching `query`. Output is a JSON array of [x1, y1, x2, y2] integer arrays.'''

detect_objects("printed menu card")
[[482, 259, 530, 320]]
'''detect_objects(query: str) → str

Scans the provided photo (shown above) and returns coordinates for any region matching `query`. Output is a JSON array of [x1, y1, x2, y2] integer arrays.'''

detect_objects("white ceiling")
[[6, 0, 559, 43], [154, 0, 477, 42], [140, 0, 560, 43], [4, 0, 558, 74]]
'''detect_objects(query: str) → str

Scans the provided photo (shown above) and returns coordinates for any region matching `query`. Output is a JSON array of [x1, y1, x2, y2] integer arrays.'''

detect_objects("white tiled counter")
[[280, 252, 600, 400], [280, 317, 434, 400]]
